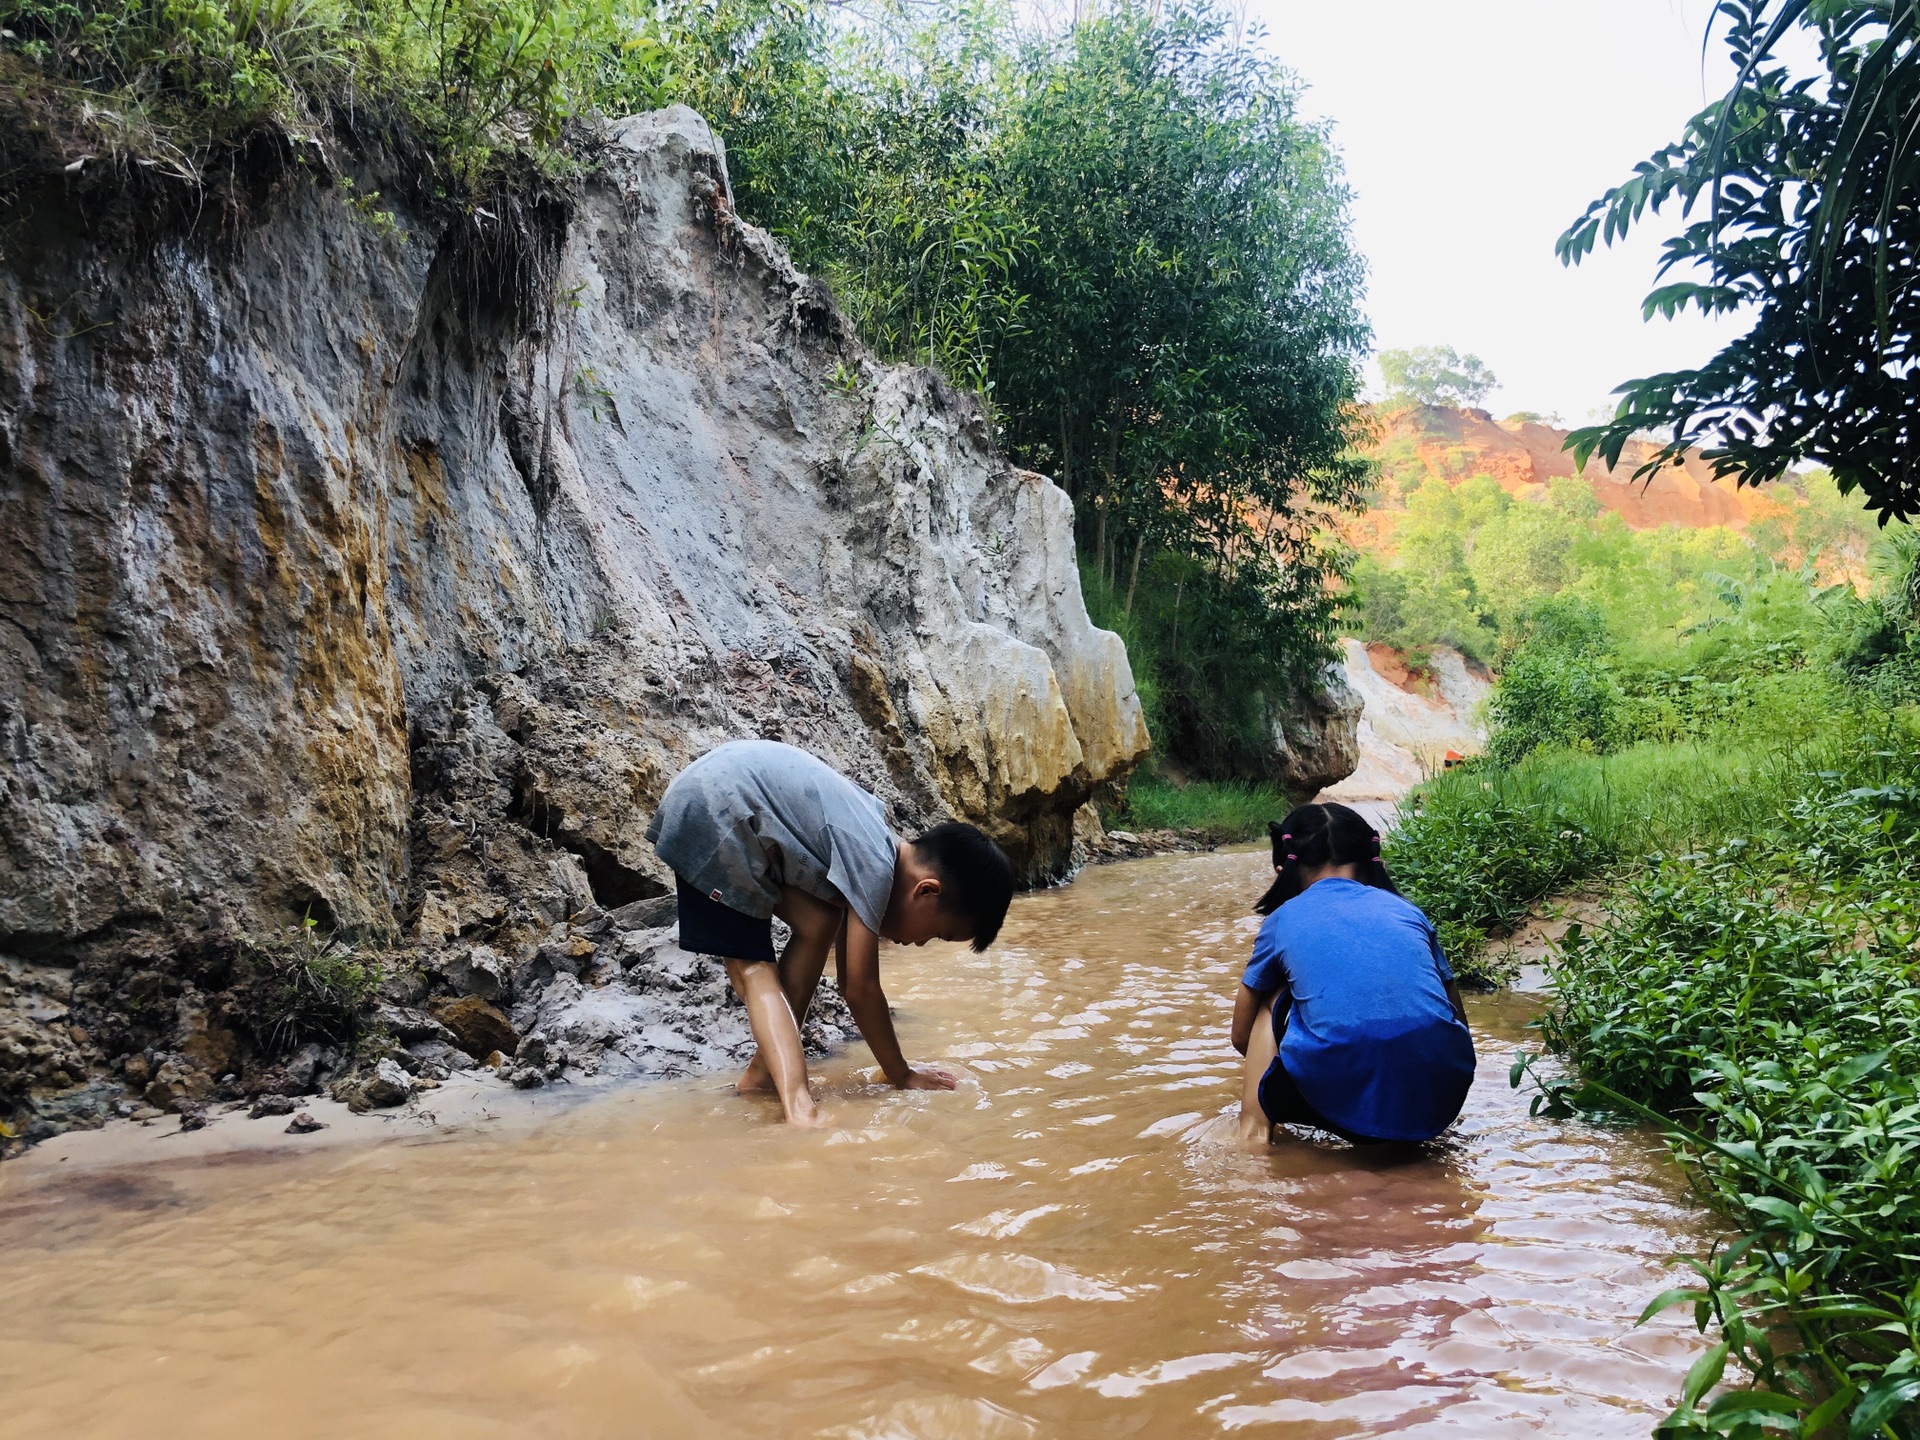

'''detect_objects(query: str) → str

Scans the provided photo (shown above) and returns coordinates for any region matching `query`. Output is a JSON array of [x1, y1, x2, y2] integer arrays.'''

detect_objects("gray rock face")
[[0, 106, 1145, 946], [504, 918, 854, 1090], [1265, 667, 1364, 803], [0, 108, 1153, 1131], [0, 105, 1349, 1140]]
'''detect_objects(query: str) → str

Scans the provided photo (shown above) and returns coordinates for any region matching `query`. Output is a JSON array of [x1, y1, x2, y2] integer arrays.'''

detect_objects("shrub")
[[0, 0, 672, 179], [1521, 754, 1920, 1440], [233, 920, 381, 1053], [1387, 766, 1608, 937], [1484, 649, 1623, 765]]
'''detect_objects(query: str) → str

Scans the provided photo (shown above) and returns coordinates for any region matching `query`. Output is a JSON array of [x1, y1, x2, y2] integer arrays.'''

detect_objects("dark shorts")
[[675, 878, 777, 964], [1257, 1005, 1385, 1145]]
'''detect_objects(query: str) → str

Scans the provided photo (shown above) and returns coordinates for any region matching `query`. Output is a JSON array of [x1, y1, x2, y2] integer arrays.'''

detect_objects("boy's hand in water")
[[901, 1066, 958, 1091]]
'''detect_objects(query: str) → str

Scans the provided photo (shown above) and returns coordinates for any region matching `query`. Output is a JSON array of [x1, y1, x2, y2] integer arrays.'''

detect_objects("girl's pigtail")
[[1258, 806, 1401, 912]]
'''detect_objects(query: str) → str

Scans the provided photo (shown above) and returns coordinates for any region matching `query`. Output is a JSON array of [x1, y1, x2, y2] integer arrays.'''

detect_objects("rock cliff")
[[0, 107, 1150, 1144], [1319, 640, 1491, 808]]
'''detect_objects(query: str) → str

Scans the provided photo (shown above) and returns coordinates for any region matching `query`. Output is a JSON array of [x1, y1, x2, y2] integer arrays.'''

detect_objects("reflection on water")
[[0, 849, 1707, 1438]]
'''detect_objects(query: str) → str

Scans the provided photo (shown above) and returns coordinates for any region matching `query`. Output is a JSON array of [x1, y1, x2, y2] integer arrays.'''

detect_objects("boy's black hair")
[[912, 822, 1015, 951], [1254, 802, 1400, 915]]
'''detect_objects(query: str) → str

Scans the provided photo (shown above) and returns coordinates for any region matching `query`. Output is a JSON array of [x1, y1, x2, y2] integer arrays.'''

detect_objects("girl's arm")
[[1231, 983, 1281, 1055], [1428, 926, 1470, 1026]]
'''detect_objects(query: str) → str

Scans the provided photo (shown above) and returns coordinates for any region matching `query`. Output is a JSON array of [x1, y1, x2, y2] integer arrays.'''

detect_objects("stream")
[[0, 848, 1709, 1438]]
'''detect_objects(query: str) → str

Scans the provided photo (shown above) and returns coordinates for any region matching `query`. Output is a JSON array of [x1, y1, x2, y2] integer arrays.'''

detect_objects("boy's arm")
[[840, 912, 956, 1090]]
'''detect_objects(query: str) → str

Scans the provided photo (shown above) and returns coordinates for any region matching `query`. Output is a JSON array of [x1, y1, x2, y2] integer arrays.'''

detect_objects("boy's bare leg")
[[1238, 994, 1280, 1146], [737, 889, 843, 1095], [725, 958, 823, 1126]]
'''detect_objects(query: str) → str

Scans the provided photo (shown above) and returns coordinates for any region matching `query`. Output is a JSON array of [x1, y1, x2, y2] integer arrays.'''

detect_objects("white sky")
[[1245, 0, 1758, 422]]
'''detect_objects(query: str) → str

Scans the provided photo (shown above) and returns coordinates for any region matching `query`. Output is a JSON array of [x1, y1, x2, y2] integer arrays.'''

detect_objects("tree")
[[1560, 1, 1920, 522], [669, 0, 1371, 777], [992, 2, 1370, 770], [1378, 346, 1498, 409], [663, 0, 1032, 393]]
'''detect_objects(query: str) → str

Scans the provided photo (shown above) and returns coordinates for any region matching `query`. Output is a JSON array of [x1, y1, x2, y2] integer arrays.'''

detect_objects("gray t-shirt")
[[644, 740, 899, 934]]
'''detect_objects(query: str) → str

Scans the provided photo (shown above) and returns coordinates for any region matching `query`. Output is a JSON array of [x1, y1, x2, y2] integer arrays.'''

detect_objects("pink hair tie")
[[1286, 853, 1297, 861]]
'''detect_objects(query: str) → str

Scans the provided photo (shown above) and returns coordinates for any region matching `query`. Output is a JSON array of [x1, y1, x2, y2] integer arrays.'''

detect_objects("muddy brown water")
[[0, 849, 1709, 1438]]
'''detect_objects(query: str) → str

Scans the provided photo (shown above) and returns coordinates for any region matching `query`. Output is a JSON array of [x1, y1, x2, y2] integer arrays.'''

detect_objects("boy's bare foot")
[[735, 1059, 776, 1094]]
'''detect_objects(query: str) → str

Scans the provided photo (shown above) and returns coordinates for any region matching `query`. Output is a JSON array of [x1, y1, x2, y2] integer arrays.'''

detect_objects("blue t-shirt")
[[1242, 878, 1475, 1142]]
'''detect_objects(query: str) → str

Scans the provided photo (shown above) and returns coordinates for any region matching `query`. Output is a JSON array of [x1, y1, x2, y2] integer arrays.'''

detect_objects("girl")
[[1231, 802, 1475, 1146]]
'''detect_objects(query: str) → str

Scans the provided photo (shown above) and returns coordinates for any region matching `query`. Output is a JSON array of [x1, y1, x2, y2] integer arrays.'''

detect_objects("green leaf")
[[1832, 1050, 1890, 1087], [1799, 1386, 1857, 1439], [1684, 1342, 1731, 1410], [1641, 1288, 1714, 1326], [1706, 1389, 1806, 1418], [1849, 1374, 1920, 1438], [1746, 1196, 1815, 1234]]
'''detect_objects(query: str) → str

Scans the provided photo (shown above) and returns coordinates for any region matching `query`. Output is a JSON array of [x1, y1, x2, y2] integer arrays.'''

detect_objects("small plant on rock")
[[234, 917, 380, 1056]]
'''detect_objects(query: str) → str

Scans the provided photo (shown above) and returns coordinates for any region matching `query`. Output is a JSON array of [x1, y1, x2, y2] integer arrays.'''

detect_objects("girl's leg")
[[725, 958, 823, 1127], [1237, 993, 1280, 1145]]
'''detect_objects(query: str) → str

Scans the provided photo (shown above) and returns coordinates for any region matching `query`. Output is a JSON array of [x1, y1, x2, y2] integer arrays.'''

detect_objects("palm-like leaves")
[[1561, 0, 1920, 522]]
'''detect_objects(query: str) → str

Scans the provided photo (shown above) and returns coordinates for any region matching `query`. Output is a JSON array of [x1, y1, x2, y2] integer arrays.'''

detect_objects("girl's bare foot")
[[1235, 1111, 1275, 1149]]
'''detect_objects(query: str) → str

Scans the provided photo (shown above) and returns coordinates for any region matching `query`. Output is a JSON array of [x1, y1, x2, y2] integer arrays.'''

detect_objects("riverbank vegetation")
[[1383, 1, 1920, 1420], [1388, 538, 1920, 1437], [1383, 502, 1920, 1434]]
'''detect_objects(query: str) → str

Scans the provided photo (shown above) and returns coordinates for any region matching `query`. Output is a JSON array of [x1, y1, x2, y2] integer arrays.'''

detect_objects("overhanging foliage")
[[1561, 0, 1920, 522]]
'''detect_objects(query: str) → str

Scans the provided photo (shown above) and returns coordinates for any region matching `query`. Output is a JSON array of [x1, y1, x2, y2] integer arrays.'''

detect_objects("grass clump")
[[1109, 776, 1286, 844], [1517, 744, 1920, 1439], [234, 918, 381, 1054], [1389, 727, 1850, 944], [0, 0, 671, 181]]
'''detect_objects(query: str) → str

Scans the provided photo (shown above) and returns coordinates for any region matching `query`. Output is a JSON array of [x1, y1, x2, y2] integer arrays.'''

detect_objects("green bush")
[[1387, 766, 1608, 936], [1484, 649, 1623, 765], [1522, 751, 1920, 1440], [1390, 697, 1854, 953]]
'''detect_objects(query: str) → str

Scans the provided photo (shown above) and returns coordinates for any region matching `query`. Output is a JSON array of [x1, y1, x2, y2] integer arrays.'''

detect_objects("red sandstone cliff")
[[1371, 405, 1793, 532]]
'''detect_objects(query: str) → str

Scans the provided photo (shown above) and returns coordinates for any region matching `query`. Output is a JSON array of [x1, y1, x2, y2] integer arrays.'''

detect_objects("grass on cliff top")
[[1107, 777, 1286, 845], [0, 0, 672, 182]]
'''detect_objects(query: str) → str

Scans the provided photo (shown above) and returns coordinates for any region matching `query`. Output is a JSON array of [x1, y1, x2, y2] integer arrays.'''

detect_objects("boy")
[[645, 739, 1015, 1127]]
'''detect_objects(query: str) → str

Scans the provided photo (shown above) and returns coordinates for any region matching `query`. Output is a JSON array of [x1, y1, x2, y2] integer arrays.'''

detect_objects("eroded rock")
[[1266, 667, 1364, 802], [361, 1059, 415, 1110], [0, 105, 1160, 1145]]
